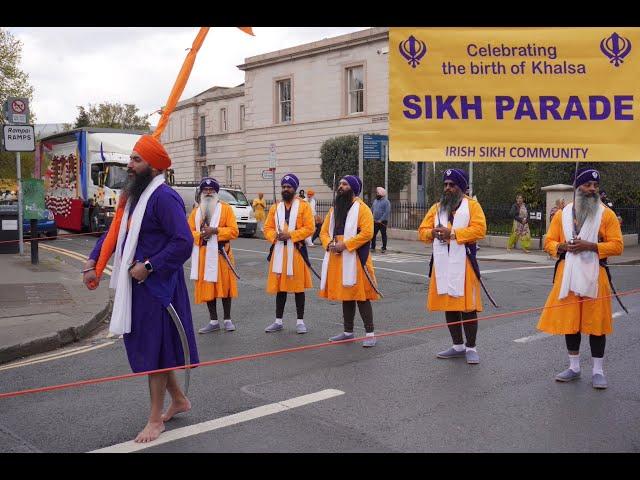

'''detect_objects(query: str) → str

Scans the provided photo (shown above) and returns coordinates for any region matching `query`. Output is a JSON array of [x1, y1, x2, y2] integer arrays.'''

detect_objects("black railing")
[[262, 198, 640, 236]]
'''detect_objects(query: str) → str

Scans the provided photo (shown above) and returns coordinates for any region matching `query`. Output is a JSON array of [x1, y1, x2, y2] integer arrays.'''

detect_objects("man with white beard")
[[188, 178, 240, 333], [537, 168, 623, 389]]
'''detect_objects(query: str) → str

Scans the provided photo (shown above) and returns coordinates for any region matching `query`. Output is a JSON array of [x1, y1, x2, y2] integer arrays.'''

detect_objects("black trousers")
[[342, 300, 375, 333], [207, 298, 232, 321], [276, 292, 305, 319], [445, 311, 478, 348], [312, 223, 322, 242], [371, 221, 388, 250], [565, 333, 606, 358]]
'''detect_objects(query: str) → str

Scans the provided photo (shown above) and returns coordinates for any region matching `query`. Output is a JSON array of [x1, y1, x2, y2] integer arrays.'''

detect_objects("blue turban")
[[281, 173, 299, 190], [574, 167, 600, 187], [443, 168, 468, 191], [341, 175, 363, 196], [199, 177, 219, 193]]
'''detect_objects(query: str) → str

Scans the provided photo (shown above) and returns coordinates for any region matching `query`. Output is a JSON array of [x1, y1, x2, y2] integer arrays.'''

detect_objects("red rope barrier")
[[0, 231, 103, 245], [1, 287, 638, 400]]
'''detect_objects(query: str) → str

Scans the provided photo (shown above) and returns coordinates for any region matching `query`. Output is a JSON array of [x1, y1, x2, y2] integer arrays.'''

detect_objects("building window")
[[239, 105, 245, 130], [347, 65, 364, 114], [276, 78, 292, 123], [198, 115, 206, 156], [220, 108, 228, 132], [226, 165, 233, 184]]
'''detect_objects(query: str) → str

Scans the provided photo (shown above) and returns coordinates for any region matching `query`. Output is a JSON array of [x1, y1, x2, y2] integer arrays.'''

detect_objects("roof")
[[38, 127, 150, 144]]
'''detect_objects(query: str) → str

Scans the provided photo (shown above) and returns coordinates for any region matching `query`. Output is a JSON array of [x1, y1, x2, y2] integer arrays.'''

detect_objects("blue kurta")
[[93, 184, 199, 373]]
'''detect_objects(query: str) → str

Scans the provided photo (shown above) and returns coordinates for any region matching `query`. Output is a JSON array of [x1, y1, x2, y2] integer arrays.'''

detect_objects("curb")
[[0, 298, 113, 365]]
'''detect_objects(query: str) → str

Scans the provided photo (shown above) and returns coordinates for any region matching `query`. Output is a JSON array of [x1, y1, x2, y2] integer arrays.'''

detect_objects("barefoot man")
[[83, 135, 198, 442]]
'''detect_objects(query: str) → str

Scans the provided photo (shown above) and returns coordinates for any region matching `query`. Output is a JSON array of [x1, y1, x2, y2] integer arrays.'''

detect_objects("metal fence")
[[263, 199, 640, 237]]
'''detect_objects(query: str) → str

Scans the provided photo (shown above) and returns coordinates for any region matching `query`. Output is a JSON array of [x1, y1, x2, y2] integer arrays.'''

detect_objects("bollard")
[[30, 219, 39, 265]]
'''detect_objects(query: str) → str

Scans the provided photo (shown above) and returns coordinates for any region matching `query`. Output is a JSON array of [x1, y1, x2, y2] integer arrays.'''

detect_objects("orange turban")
[[133, 135, 171, 171], [307, 189, 315, 196]]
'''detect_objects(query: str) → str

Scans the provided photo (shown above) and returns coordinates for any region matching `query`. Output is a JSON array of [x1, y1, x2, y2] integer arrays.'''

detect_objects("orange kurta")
[[418, 197, 487, 312], [318, 198, 380, 302], [537, 206, 623, 335], [264, 199, 315, 294], [188, 202, 239, 304]]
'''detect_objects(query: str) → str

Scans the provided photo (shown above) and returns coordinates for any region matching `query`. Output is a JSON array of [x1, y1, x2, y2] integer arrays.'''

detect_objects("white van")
[[171, 182, 258, 237]]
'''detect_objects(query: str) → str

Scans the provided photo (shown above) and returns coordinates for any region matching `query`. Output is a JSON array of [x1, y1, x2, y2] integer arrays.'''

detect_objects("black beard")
[[376, 195, 382, 200], [440, 189, 463, 214], [334, 189, 355, 229], [124, 167, 153, 204], [281, 190, 294, 202]]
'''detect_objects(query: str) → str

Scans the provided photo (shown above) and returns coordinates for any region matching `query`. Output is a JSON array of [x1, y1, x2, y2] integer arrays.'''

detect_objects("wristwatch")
[[143, 260, 154, 272]]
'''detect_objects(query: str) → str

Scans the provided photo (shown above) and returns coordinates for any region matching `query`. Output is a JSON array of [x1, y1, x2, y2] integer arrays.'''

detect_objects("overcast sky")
[[8, 27, 368, 125]]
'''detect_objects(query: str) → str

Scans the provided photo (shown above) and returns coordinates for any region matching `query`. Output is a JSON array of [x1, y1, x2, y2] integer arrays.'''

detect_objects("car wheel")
[[46, 229, 58, 240]]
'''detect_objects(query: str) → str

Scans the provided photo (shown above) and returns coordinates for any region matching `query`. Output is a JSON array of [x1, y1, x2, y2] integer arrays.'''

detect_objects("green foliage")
[[0, 28, 35, 123], [73, 102, 151, 130]]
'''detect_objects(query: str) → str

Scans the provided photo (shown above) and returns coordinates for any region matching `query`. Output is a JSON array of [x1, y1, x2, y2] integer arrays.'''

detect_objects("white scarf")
[[272, 199, 300, 276], [559, 201, 604, 299], [433, 197, 470, 297], [321, 200, 360, 290], [189, 202, 222, 282], [109, 174, 165, 335]]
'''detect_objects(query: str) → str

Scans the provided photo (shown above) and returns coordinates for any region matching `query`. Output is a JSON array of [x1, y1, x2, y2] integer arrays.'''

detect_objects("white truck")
[[172, 182, 258, 237], [38, 128, 145, 232]]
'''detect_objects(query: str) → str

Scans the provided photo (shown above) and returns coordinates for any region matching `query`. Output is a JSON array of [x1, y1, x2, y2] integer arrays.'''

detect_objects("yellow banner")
[[390, 27, 640, 162]]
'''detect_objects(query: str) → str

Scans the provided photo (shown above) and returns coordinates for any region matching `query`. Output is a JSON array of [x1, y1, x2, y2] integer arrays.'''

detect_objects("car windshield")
[[105, 165, 129, 190], [218, 189, 249, 206]]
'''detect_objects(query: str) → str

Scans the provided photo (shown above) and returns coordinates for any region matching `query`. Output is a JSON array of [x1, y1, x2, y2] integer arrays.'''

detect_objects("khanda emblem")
[[600, 32, 632, 67], [399, 35, 427, 68]]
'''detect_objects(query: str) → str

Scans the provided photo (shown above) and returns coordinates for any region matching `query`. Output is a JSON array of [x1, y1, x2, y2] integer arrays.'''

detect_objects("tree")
[[0, 28, 35, 124], [72, 102, 151, 131], [320, 135, 412, 202]]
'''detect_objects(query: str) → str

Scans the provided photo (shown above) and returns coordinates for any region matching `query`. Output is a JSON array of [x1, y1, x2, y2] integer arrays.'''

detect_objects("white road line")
[[513, 332, 552, 343], [0, 342, 115, 371], [90, 388, 345, 453], [481, 265, 554, 274], [40, 244, 112, 275]]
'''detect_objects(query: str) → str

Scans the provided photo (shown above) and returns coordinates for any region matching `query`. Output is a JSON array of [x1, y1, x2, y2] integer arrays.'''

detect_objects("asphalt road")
[[1, 235, 639, 452]]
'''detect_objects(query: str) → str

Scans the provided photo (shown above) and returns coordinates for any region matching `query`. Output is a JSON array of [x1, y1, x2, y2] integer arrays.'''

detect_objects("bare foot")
[[134, 421, 165, 443], [161, 398, 192, 422]]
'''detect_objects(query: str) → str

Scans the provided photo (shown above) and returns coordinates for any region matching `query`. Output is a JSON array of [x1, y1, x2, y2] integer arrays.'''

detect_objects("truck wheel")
[[46, 229, 58, 240]]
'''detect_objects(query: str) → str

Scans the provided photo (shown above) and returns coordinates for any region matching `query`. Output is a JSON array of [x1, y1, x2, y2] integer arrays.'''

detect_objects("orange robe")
[[318, 198, 380, 302], [537, 206, 623, 335], [188, 202, 239, 304], [418, 197, 487, 312], [264, 199, 315, 294]]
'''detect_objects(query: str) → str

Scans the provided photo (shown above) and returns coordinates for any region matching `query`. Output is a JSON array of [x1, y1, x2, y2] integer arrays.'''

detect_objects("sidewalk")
[[0, 248, 112, 364]]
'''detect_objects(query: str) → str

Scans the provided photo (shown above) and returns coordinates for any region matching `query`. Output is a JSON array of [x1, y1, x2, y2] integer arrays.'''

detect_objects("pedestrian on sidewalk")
[[188, 178, 240, 335], [82, 135, 198, 443], [263, 174, 315, 334], [306, 189, 321, 246], [548, 198, 566, 259], [418, 168, 487, 364], [537, 168, 623, 389], [507, 194, 531, 253], [252, 192, 267, 233], [320, 175, 380, 347], [371, 187, 390, 253]]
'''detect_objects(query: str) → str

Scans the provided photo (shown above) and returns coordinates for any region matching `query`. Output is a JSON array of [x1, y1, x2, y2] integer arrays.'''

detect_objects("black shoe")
[[381, 248, 386, 253]]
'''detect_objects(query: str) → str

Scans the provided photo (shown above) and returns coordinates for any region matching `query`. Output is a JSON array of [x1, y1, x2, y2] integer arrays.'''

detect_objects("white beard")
[[574, 190, 600, 232], [200, 194, 219, 225]]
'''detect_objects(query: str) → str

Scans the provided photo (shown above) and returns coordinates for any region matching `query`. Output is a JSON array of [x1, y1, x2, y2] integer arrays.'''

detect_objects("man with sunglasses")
[[418, 168, 487, 364]]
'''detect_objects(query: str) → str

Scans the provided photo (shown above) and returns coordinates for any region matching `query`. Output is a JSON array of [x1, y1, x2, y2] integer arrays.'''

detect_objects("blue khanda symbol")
[[600, 32, 632, 67], [399, 35, 427, 68]]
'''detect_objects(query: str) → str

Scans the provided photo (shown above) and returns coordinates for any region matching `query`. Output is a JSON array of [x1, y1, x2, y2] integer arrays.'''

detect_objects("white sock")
[[366, 332, 375, 337], [453, 344, 465, 352], [592, 357, 604, 376], [209, 320, 220, 326], [465, 346, 477, 352], [296, 319, 305, 325], [275, 318, 283, 325], [569, 354, 580, 372]]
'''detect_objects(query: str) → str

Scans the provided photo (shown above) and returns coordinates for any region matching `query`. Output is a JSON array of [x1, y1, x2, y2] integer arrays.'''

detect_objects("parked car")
[[0, 202, 58, 239]]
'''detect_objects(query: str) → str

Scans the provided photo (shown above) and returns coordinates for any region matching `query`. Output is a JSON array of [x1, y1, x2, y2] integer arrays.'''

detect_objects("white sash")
[[433, 198, 470, 297], [321, 200, 360, 290], [272, 199, 299, 276], [109, 174, 165, 335], [190, 202, 222, 282], [559, 202, 604, 299]]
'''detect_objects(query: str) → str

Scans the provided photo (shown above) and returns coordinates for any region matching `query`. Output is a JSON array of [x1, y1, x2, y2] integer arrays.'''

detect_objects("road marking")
[[481, 265, 554, 274], [39, 244, 112, 275], [90, 388, 345, 453], [0, 342, 115, 371], [514, 311, 628, 343]]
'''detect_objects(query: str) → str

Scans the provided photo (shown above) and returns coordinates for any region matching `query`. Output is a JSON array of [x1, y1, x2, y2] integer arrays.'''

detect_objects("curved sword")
[[295, 243, 321, 280], [166, 303, 191, 395], [219, 245, 240, 279], [362, 262, 383, 298]]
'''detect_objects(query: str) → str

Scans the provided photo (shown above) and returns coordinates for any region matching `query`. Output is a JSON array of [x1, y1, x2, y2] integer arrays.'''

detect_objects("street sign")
[[2, 125, 36, 152], [262, 169, 274, 180], [269, 143, 277, 169], [4, 97, 30, 124], [363, 134, 388, 160]]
